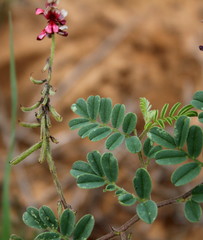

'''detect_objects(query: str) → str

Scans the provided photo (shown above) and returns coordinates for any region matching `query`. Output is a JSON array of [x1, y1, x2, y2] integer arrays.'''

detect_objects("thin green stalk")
[[1, 12, 18, 239], [48, 34, 55, 83]]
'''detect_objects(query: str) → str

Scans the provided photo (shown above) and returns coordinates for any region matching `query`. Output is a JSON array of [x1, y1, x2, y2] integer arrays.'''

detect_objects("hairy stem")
[[97, 182, 203, 240], [48, 34, 55, 83]]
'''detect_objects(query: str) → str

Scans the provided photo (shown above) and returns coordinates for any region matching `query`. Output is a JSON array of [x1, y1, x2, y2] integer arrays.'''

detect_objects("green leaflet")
[[104, 184, 117, 191], [122, 112, 137, 134], [111, 104, 125, 128], [174, 116, 190, 148], [39, 206, 58, 230], [136, 200, 158, 224], [187, 126, 203, 158], [73, 214, 95, 240], [78, 123, 99, 138], [148, 127, 176, 149], [198, 112, 203, 123], [77, 174, 105, 189], [191, 185, 203, 203], [125, 136, 142, 153], [69, 118, 90, 130], [89, 127, 112, 141], [155, 150, 187, 165], [87, 151, 104, 177], [147, 146, 162, 159], [105, 132, 125, 151], [191, 91, 203, 110], [70, 161, 95, 178], [133, 168, 152, 199], [143, 138, 153, 157], [171, 162, 201, 186], [34, 232, 60, 240], [184, 200, 202, 222], [22, 207, 46, 229], [87, 95, 100, 120], [60, 209, 75, 236], [118, 194, 137, 206], [71, 98, 89, 118], [99, 98, 112, 123], [101, 153, 119, 183]]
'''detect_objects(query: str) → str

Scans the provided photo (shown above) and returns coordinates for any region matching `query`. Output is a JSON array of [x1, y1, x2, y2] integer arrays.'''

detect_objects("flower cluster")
[[36, 0, 68, 40]]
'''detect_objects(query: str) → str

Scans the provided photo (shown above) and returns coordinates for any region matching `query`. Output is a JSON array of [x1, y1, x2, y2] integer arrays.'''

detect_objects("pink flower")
[[36, 0, 68, 40]]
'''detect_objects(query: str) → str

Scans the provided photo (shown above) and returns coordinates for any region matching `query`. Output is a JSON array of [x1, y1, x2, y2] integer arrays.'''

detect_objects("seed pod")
[[46, 115, 52, 128], [10, 141, 42, 165], [49, 106, 63, 122], [19, 122, 40, 128], [30, 75, 46, 85], [21, 101, 41, 112], [42, 95, 49, 106], [38, 139, 48, 164], [40, 115, 46, 140]]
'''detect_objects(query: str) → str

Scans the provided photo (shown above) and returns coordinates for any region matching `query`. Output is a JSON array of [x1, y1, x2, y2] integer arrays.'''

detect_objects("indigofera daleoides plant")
[[9, 0, 203, 239]]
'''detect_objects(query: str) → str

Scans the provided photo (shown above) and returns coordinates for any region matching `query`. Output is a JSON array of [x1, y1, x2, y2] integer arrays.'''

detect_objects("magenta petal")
[[35, 8, 44, 15], [52, 23, 59, 33], [45, 24, 53, 33], [37, 30, 47, 40]]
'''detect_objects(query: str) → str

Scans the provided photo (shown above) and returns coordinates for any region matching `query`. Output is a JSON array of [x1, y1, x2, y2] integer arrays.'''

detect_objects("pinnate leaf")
[[174, 116, 190, 148], [155, 150, 187, 165], [87, 95, 100, 120], [187, 125, 203, 158], [69, 118, 90, 130], [89, 127, 112, 142], [71, 98, 89, 118], [22, 207, 46, 229], [111, 104, 125, 128], [39, 206, 58, 230], [122, 113, 137, 134], [70, 161, 95, 178], [99, 98, 112, 123], [87, 151, 104, 177], [77, 174, 105, 189], [78, 123, 99, 138]]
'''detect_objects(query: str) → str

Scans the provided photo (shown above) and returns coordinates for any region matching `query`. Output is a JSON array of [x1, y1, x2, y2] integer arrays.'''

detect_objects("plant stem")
[[48, 34, 55, 84], [97, 182, 203, 240], [47, 149, 71, 209]]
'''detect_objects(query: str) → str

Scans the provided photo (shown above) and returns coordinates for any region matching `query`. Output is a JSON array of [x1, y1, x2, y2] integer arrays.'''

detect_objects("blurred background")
[[1, 0, 203, 239]]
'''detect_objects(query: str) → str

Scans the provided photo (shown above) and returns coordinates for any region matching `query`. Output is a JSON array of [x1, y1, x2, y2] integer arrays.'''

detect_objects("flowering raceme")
[[36, 0, 68, 40]]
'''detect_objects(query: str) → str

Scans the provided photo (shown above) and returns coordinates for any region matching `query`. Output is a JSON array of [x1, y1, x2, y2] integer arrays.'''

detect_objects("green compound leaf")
[[22, 207, 46, 229], [136, 200, 158, 224], [77, 174, 105, 189], [122, 113, 137, 134], [191, 91, 203, 110], [34, 232, 60, 240], [148, 127, 176, 149], [184, 200, 202, 222], [69, 118, 90, 130], [73, 214, 95, 240], [105, 132, 125, 151], [99, 98, 112, 123], [101, 153, 119, 183], [192, 185, 203, 203], [171, 162, 201, 186], [198, 112, 203, 123], [125, 136, 142, 153], [89, 127, 112, 142], [155, 150, 187, 165], [9, 235, 24, 240], [71, 98, 89, 118], [187, 126, 203, 158], [111, 104, 125, 128], [78, 123, 99, 138], [174, 116, 190, 148], [39, 206, 58, 230], [118, 194, 137, 206], [87, 151, 104, 177], [87, 95, 100, 120], [133, 168, 152, 199], [60, 209, 76, 237], [70, 161, 95, 178]]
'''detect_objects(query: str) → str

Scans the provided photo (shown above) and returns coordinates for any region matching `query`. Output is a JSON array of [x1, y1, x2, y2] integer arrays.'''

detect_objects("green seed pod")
[[30, 75, 46, 85], [41, 95, 49, 106], [38, 139, 48, 164], [10, 141, 42, 165], [40, 115, 46, 140], [46, 115, 52, 128], [21, 101, 41, 112], [49, 106, 63, 122], [19, 122, 40, 128]]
